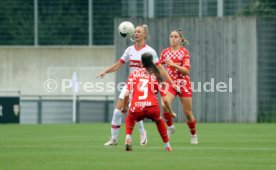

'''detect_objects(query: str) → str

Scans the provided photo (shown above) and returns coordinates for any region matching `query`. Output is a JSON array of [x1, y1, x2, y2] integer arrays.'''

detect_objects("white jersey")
[[119, 44, 160, 73]]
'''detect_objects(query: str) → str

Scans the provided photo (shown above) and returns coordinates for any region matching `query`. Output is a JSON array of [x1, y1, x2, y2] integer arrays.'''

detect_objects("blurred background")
[[0, 0, 275, 124]]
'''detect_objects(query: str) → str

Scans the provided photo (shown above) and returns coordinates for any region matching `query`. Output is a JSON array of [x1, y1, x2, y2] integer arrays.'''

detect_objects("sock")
[[126, 134, 132, 140], [111, 125, 120, 140], [164, 142, 171, 147], [168, 125, 175, 129], [137, 121, 145, 133], [125, 115, 135, 135], [187, 120, 196, 135], [163, 112, 173, 126], [111, 108, 123, 140], [111, 108, 123, 125], [126, 134, 132, 142], [155, 119, 169, 143]]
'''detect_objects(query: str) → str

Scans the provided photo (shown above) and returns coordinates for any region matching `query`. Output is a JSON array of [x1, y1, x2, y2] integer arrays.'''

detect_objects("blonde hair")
[[175, 30, 189, 46], [137, 24, 149, 40]]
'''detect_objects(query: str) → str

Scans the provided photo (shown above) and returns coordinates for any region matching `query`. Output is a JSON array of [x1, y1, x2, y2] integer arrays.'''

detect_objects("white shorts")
[[118, 85, 132, 103]]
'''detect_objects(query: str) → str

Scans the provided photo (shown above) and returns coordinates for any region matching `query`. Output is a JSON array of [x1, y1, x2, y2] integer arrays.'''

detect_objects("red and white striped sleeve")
[[151, 49, 160, 66], [118, 47, 130, 64]]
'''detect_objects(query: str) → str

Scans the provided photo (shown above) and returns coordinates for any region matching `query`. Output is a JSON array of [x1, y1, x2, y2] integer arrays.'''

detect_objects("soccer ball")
[[118, 21, 135, 38]]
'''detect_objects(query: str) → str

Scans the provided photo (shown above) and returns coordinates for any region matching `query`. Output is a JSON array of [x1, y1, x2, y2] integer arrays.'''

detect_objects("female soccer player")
[[97, 25, 176, 146], [122, 53, 175, 151], [160, 30, 198, 144]]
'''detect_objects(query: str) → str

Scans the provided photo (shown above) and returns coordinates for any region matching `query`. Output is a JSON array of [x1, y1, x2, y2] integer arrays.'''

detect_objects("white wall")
[[0, 46, 115, 95]]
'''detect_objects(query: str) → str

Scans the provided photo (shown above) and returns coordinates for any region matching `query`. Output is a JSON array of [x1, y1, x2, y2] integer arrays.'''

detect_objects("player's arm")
[[156, 64, 178, 88], [121, 73, 133, 113], [165, 60, 189, 75], [96, 61, 124, 78], [121, 89, 130, 113]]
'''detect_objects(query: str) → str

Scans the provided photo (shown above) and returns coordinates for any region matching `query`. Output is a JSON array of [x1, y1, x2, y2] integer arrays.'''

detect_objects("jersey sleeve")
[[118, 47, 130, 64], [159, 50, 165, 64], [182, 50, 191, 70], [151, 50, 161, 66]]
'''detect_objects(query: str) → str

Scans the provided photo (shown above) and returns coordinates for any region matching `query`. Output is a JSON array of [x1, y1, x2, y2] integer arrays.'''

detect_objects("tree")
[[0, 0, 34, 45], [38, 0, 88, 45], [237, 0, 276, 16]]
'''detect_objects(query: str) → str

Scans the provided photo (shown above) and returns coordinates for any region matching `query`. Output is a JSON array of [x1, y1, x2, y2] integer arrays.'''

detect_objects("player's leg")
[[137, 120, 147, 145], [179, 97, 198, 144], [155, 117, 172, 151], [104, 86, 126, 146], [125, 114, 136, 151], [104, 99, 124, 146], [147, 106, 171, 151], [161, 91, 176, 138]]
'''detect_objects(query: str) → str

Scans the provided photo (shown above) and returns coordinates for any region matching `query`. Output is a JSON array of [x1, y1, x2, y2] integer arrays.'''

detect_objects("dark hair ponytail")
[[141, 53, 163, 83]]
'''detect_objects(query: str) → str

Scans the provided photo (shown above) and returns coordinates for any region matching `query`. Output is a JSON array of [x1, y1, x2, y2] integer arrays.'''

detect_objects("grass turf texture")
[[0, 123, 276, 170]]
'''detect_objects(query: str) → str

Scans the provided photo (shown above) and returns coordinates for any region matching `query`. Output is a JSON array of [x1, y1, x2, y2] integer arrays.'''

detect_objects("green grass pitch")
[[0, 123, 276, 170]]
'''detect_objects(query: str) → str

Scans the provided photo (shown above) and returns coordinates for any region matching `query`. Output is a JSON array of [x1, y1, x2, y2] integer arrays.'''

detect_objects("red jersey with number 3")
[[126, 68, 166, 112]]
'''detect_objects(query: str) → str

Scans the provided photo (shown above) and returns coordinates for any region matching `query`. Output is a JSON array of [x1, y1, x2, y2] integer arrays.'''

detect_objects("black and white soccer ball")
[[118, 21, 135, 38]]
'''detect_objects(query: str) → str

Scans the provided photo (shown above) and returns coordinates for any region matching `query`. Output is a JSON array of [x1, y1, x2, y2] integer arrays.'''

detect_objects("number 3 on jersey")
[[138, 78, 149, 100]]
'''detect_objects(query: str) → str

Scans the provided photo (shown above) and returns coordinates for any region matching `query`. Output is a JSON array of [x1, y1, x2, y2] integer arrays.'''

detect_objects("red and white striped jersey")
[[126, 68, 166, 112], [118, 44, 160, 73]]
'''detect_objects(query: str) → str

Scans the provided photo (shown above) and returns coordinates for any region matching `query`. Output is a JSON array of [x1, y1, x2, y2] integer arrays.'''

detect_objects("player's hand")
[[171, 112, 177, 118], [121, 107, 128, 114], [96, 71, 106, 78], [171, 83, 181, 93]]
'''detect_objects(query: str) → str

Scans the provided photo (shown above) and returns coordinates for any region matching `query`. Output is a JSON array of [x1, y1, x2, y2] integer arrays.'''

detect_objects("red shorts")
[[167, 79, 192, 97], [128, 105, 161, 121]]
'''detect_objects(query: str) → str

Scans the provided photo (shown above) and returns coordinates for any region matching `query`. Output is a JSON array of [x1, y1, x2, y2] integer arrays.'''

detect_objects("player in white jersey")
[[97, 24, 176, 146]]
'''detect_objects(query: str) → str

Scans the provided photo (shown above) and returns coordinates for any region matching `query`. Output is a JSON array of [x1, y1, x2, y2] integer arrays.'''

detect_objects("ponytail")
[[175, 30, 189, 46], [141, 53, 162, 83]]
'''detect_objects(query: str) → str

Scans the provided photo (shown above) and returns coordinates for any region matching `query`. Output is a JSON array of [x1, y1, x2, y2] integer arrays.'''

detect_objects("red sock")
[[155, 119, 169, 143], [186, 120, 196, 135], [125, 115, 135, 135], [163, 112, 173, 126]]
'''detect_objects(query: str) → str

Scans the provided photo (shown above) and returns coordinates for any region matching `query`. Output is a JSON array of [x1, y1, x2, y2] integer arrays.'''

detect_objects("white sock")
[[111, 108, 123, 140], [111, 127, 120, 140], [126, 134, 132, 141], [168, 125, 175, 129], [137, 121, 145, 133], [164, 142, 170, 147]]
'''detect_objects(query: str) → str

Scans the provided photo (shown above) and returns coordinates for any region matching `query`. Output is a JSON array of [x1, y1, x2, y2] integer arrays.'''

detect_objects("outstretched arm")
[[96, 61, 124, 78]]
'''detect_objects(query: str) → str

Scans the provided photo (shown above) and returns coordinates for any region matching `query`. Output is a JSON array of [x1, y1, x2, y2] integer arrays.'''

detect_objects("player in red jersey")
[[97, 25, 177, 146], [160, 30, 198, 144], [122, 53, 175, 151]]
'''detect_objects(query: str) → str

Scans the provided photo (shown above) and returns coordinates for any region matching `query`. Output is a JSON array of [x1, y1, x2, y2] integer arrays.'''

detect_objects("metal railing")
[[20, 95, 114, 124]]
